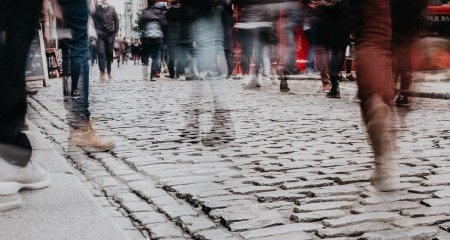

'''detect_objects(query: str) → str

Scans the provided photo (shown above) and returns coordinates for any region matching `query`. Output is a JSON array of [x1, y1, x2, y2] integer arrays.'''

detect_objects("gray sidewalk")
[[0, 121, 131, 240]]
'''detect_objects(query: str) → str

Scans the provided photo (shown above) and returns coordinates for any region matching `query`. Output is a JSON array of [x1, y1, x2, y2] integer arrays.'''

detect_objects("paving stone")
[[158, 204, 198, 219], [195, 229, 237, 240], [95, 177, 121, 188], [294, 201, 354, 213], [434, 229, 450, 240], [433, 189, 450, 198], [230, 186, 276, 194], [422, 198, 450, 207], [359, 226, 439, 240], [212, 205, 273, 225], [295, 195, 360, 205], [421, 176, 450, 186], [392, 215, 450, 228], [256, 191, 307, 203], [136, 188, 171, 199], [121, 201, 156, 213], [291, 209, 346, 222], [239, 223, 322, 239], [280, 180, 334, 190], [177, 216, 216, 234], [307, 185, 362, 197], [408, 185, 448, 194], [441, 222, 450, 232], [351, 201, 421, 214], [335, 175, 370, 184], [146, 223, 186, 239], [151, 196, 181, 206], [323, 212, 399, 228], [131, 212, 167, 225], [250, 231, 314, 240], [361, 193, 429, 205], [316, 222, 394, 238], [228, 211, 285, 232], [113, 193, 145, 203], [400, 205, 450, 217]]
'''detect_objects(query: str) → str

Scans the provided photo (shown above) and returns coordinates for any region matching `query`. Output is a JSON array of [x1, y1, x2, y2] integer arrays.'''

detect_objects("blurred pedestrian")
[[92, 0, 119, 80], [302, 0, 320, 75], [121, 37, 130, 65], [51, 0, 115, 151], [316, 0, 351, 98], [130, 39, 142, 65], [90, 37, 98, 66], [138, 0, 167, 81], [283, 1, 303, 75], [0, 0, 51, 212], [349, 0, 427, 191]]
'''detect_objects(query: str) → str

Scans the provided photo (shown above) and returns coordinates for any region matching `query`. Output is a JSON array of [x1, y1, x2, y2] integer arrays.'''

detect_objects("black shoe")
[[346, 74, 357, 81], [326, 88, 341, 99], [338, 74, 348, 82], [71, 89, 80, 97], [395, 92, 410, 107], [280, 79, 290, 92]]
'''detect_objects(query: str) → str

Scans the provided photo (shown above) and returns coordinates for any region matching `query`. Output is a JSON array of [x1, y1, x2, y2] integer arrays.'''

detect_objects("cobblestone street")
[[26, 63, 450, 240]]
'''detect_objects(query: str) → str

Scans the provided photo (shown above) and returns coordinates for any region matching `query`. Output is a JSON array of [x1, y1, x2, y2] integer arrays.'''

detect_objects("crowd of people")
[[0, 0, 433, 213]]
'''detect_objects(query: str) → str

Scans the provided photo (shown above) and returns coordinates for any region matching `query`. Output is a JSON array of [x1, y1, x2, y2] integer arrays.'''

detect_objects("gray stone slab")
[[360, 226, 439, 240]]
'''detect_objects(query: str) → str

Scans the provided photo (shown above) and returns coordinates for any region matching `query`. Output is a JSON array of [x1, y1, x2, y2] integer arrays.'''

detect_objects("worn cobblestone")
[[26, 65, 450, 239]]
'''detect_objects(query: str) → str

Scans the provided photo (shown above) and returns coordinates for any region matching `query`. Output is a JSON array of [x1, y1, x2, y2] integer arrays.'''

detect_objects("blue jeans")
[[305, 28, 318, 70], [141, 43, 162, 74], [59, 0, 90, 127]]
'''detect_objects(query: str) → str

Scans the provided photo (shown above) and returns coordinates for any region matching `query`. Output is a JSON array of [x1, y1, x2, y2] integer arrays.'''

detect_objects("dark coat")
[[316, 0, 351, 47], [165, 5, 196, 44], [93, 4, 119, 38], [138, 6, 168, 44]]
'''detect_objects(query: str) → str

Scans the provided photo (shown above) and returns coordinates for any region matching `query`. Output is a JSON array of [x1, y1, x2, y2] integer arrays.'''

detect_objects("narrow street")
[[26, 63, 450, 240]]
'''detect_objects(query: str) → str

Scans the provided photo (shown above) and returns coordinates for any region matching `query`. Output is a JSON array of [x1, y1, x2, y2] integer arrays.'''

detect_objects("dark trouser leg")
[[105, 35, 115, 74], [391, 0, 427, 91], [305, 28, 317, 70], [58, 0, 90, 127], [224, 49, 233, 77], [0, 0, 42, 166], [237, 29, 253, 75], [141, 43, 150, 66], [150, 43, 162, 75], [97, 37, 106, 73]]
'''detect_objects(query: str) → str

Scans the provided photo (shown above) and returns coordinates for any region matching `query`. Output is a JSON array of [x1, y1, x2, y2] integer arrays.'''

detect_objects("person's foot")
[[242, 75, 252, 85], [21, 122, 29, 132], [177, 75, 186, 81], [155, 71, 161, 78], [108, 72, 113, 80], [99, 72, 106, 80], [370, 162, 400, 192], [0, 158, 51, 196], [69, 122, 115, 151], [346, 74, 357, 81], [317, 83, 331, 93], [395, 91, 410, 107], [150, 73, 156, 81], [0, 193, 22, 212], [255, 74, 263, 87], [280, 79, 290, 92], [326, 88, 341, 99], [71, 89, 80, 97], [338, 73, 348, 82], [306, 69, 320, 76], [26, 88, 38, 95]]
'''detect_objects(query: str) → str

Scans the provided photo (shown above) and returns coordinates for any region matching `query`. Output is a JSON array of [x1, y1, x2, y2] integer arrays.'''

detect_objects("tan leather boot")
[[69, 122, 115, 151], [365, 94, 400, 191], [99, 72, 105, 80], [108, 72, 113, 79]]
